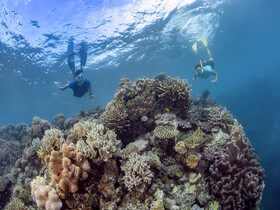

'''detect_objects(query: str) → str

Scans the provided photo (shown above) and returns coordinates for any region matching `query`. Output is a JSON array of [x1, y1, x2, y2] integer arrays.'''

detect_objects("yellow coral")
[[154, 124, 179, 139], [175, 141, 187, 154], [38, 129, 65, 164], [75, 121, 121, 162], [185, 127, 204, 149], [186, 154, 199, 169], [67, 121, 96, 142], [4, 197, 28, 210]]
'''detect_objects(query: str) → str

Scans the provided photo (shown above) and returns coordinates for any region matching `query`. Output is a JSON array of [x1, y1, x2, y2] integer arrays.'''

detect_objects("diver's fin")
[[192, 42, 197, 53], [201, 36, 207, 47]]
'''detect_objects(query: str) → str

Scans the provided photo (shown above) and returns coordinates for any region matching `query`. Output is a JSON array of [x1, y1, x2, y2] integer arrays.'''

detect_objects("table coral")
[[154, 124, 179, 139]]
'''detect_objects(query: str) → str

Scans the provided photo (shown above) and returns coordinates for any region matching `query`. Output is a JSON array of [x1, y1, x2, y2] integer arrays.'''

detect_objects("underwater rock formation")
[[2, 76, 264, 210]]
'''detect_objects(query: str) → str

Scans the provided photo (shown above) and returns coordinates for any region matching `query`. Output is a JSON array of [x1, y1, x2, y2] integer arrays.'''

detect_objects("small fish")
[[95, 113, 99, 116], [141, 116, 148, 122], [137, 200, 140, 203], [165, 108, 170, 112]]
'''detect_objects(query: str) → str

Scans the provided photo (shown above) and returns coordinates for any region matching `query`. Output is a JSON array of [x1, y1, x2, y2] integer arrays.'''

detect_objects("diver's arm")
[[88, 85, 94, 100], [211, 71, 218, 83], [59, 83, 69, 91]]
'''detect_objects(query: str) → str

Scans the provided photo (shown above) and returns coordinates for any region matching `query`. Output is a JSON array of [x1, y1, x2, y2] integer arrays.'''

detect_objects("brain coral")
[[209, 129, 265, 210]]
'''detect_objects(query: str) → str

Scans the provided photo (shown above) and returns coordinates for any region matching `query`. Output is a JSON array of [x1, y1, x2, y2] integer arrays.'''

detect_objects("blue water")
[[0, 0, 279, 208]]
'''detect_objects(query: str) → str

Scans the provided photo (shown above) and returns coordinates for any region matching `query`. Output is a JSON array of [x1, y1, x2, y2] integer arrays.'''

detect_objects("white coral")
[[31, 176, 62, 210], [122, 152, 153, 191]]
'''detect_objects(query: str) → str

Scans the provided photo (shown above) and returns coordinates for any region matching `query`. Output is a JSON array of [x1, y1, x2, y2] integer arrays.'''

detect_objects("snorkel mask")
[[76, 71, 85, 84]]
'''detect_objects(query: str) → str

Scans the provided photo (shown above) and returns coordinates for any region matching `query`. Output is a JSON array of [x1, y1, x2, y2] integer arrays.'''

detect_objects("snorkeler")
[[60, 40, 94, 100], [192, 37, 218, 83]]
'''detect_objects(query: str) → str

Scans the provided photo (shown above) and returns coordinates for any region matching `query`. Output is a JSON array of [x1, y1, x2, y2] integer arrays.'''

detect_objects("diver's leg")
[[67, 39, 76, 77], [80, 41, 87, 71], [206, 47, 213, 61]]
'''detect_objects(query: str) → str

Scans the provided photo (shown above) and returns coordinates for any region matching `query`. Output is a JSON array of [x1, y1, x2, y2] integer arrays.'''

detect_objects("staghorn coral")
[[100, 100, 130, 133], [4, 197, 28, 210], [154, 124, 179, 139], [156, 77, 191, 111], [184, 127, 204, 149], [186, 154, 199, 169], [126, 92, 156, 121], [209, 106, 234, 133], [209, 129, 265, 210], [49, 144, 91, 198], [30, 176, 62, 210], [122, 152, 153, 191]]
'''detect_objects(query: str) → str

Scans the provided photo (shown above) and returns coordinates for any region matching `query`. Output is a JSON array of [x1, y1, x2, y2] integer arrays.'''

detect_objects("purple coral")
[[209, 130, 265, 210]]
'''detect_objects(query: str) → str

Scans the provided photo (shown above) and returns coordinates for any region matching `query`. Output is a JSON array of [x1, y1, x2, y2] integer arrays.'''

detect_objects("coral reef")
[[49, 143, 91, 198], [4, 197, 28, 210], [209, 129, 265, 209], [31, 117, 51, 139], [1, 75, 264, 210], [100, 100, 130, 133], [31, 176, 62, 210], [51, 113, 65, 130], [122, 152, 153, 191]]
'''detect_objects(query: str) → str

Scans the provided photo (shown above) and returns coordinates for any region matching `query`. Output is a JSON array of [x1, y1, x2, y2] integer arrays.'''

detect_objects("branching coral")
[[209, 129, 265, 210], [184, 127, 204, 149], [30, 176, 62, 210], [126, 92, 156, 121], [122, 152, 153, 191], [38, 128, 65, 164], [75, 121, 121, 162], [100, 100, 130, 133], [209, 106, 234, 133], [4, 197, 28, 210], [156, 77, 191, 111]]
